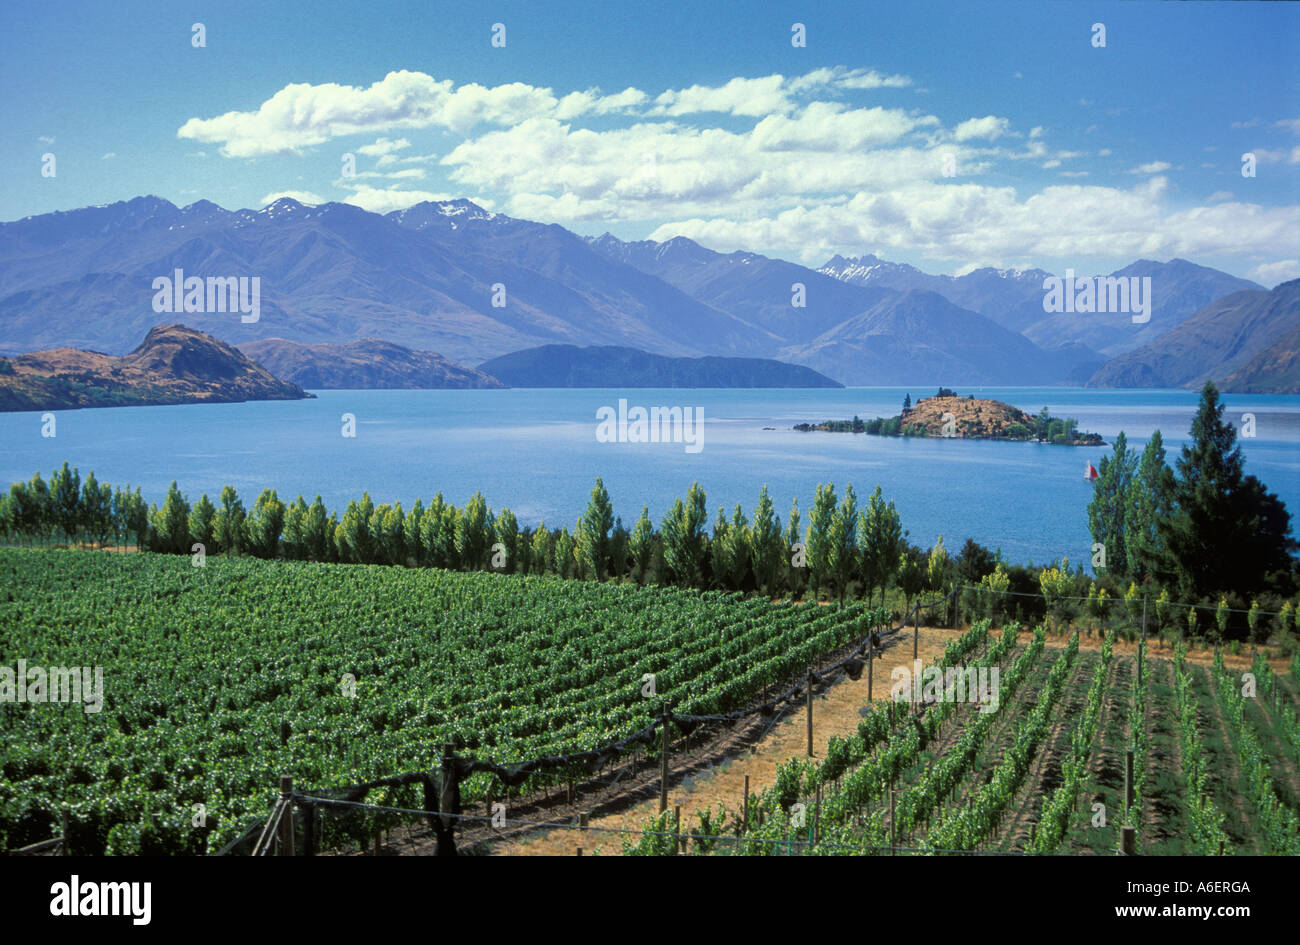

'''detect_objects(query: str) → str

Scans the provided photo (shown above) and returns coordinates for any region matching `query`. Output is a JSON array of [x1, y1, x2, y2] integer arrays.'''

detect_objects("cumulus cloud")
[[341, 185, 456, 214], [1128, 161, 1172, 174], [260, 190, 326, 206], [356, 137, 410, 157], [180, 65, 1299, 271], [176, 71, 644, 157], [952, 116, 1010, 142], [1249, 259, 1300, 286]]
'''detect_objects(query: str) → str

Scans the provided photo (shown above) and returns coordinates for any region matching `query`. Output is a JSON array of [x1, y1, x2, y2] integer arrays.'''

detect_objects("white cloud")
[[1059, 171, 1089, 178], [1128, 161, 1172, 174], [1028, 126, 1043, 138], [1276, 118, 1300, 134], [1249, 259, 1300, 286], [1097, 148, 1111, 156], [356, 137, 410, 157], [38, 135, 54, 145], [260, 190, 326, 206], [1253, 146, 1300, 164], [652, 75, 791, 117], [101, 152, 115, 160], [1042, 159, 1061, 169], [341, 185, 455, 214], [1207, 191, 1233, 202], [952, 116, 1010, 142], [176, 71, 646, 157]]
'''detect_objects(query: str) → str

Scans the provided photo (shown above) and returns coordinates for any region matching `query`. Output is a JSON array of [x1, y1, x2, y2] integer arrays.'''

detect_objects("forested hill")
[[477, 344, 843, 388]]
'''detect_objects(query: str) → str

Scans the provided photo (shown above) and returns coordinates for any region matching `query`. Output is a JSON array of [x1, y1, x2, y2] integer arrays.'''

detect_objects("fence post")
[[806, 670, 814, 757], [1125, 748, 1135, 815], [814, 785, 821, 845], [437, 741, 458, 857], [889, 788, 896, 855], [1140, 597, 1147, 679], [659, 702, 671, 814], [277, 775, 294, 856], [302, 801, 316, 857], [743, 775, 750, 834], [868, 636, 874, 701], [1121, 826, 1136, 855]]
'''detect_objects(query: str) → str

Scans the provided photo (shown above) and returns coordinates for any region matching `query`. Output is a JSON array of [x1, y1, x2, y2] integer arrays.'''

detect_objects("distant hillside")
[[0, 324, 311, 411], [1087, 279, 1300, 390], [238, 337, 505, 389], [1023, 259, 1263, 357], [776, 289, 1104, 386], [1219, 321, 1300, 394], [477, 344, 843, 388]]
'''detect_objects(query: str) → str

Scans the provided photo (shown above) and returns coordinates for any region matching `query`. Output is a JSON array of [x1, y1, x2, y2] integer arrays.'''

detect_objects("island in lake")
[[0, 324, 312, 412], [794, 388, 1104, 445]]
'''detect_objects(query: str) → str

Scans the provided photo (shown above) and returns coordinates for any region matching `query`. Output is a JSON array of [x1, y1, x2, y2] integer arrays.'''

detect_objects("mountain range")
[[1086, 279, 1300, 390], [0, 195, 1290, 390]]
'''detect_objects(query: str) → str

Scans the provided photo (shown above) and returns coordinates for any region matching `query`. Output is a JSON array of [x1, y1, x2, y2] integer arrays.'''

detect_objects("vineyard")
[[3, 546, 1298, 857], [0, 547, 887, 855], [624, 624, 1300, 856]]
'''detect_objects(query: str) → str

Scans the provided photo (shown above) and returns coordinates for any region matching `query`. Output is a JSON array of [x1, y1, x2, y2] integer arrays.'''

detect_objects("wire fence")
[[222, 591, 958, 857]]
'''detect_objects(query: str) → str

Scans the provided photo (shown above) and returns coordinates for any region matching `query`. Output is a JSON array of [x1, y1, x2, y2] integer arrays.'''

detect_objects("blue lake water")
[[2, 387, 1297, 569]]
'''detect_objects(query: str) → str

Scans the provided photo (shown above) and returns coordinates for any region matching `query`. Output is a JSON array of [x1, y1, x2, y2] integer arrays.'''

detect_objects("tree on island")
[[1151, 382, 1296, 600], [903, 393, 911, 411]]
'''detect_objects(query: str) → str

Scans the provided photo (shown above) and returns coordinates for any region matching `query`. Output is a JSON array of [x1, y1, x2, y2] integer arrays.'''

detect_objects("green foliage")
[[0, 547, 887, 854], [1154, 382, 1297, 602]]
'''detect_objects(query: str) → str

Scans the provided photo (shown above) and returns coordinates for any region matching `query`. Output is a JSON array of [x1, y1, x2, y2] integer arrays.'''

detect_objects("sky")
[[2, 0, 1298, 284]]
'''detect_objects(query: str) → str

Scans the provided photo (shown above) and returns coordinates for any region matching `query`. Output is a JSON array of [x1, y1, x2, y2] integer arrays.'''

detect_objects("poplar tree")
[[629, 506, 655, 585], [576, 477, 615, 580], [750, 485, 784, 597], [805, 483, 838, 600]]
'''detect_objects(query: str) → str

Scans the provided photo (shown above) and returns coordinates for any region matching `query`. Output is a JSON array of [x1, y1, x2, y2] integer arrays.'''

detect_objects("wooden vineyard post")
[[814, 785, 821, 846], [437, 741, 458, 857], [743, 775, 750, 834], [867, 640, 874, 701], [277, 776, 294, 856], [913, 619, 918, 662], [1121, 826, 1136, 855], [806, 670, 814, 757], [302, 801, 316, 857], [888, 788, 896, 855], [1125, 748, 1134, 815], [1139, 597, 1147, 680], [674, 805, 681, 855], [659, 702, 671, 814]]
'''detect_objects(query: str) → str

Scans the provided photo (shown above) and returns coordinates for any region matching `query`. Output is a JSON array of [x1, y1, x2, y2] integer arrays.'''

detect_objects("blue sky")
[[2, 0, 1297, 283]]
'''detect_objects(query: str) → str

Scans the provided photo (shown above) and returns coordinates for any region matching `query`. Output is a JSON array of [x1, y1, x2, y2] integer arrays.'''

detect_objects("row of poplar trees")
[[1, 467, 947, 604]]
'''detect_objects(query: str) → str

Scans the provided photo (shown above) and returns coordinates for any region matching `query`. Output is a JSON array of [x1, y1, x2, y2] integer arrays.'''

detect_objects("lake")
[[2, 386, 1297, 569]]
